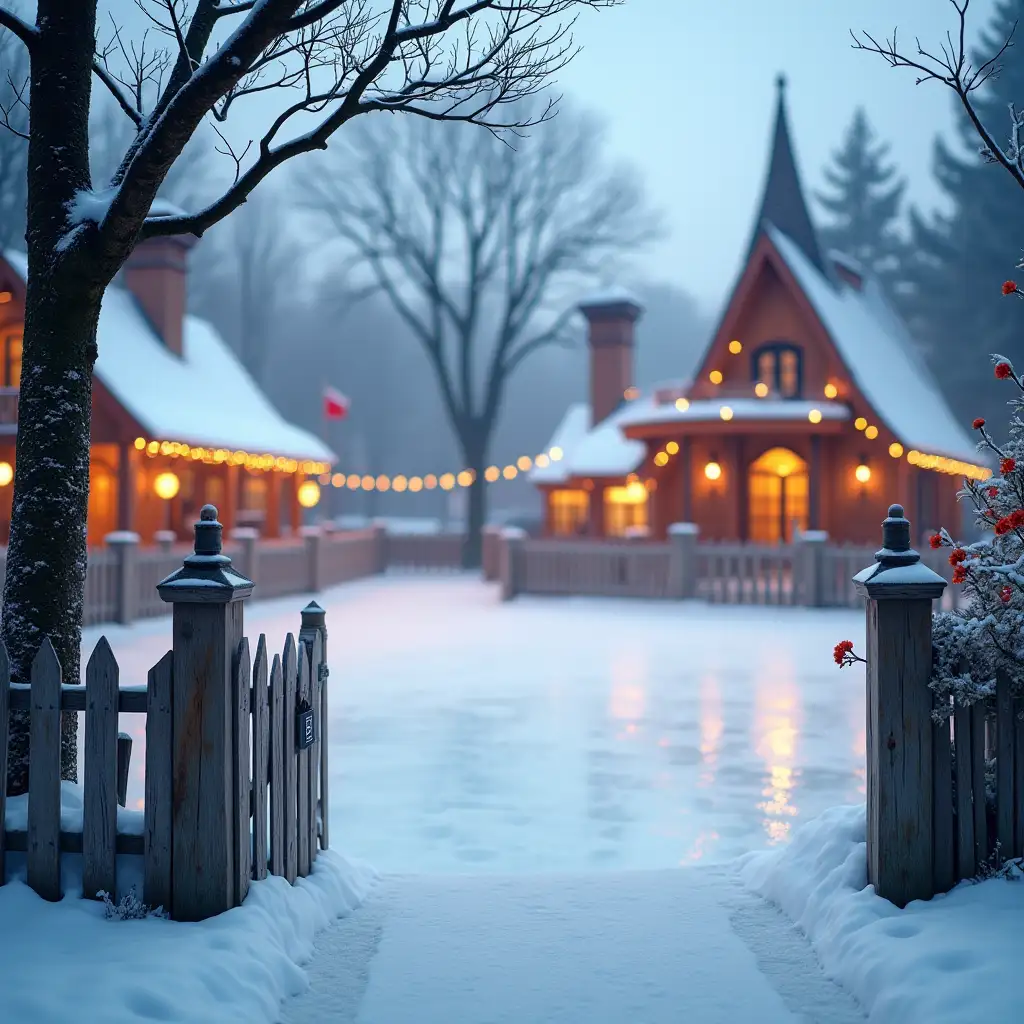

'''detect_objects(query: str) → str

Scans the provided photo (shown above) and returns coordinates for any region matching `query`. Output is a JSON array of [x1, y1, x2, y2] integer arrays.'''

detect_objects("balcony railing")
[[0, 387, 17, 429]]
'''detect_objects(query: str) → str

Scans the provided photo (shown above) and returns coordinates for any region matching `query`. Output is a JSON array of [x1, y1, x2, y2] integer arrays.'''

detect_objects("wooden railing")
[[516, 538, 672, 599], [697, 541, 794, 605], [386, 531, 464, 571]]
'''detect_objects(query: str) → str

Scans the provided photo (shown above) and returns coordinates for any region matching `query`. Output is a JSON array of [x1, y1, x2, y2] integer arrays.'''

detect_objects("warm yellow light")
[[535, 453, 550, 468], [346, 474, 361, 489], [393, 475, 408, 492], [484, 466, 500, 483], [153, 471, 180, 500], [502, 465, 517, 480], [719, 405, 734, 421], [297, 479, 321, 507], [709, 369, 723, 385], [623, 385, 640, 401], [864, 425, 879, 440], [653, 451, 669, 467], [425, 474, 438, 489], [807, 408, 823, 424], [606, 480, 648, 505], [704, 461, 722, 481], [728, 339, 742, 354], [376, 475, 390, 492], [824, 383, 838, 399], [409, 476, 424, 492], [675, 397, 690, 412], [331, 473, 344, 488], [361, 475, 375, 490], [907, 450, 920, 465], [0, 291, 11, 304], [888, 442, 904, 459], [457, 470, 474, 487], [440, 473, 456, 490], [0, 462, 12, 487], [855, 464, 871, 484], [517, 455, 532, 471], [318, 472, 330, 485], [147, 441, 159, 455], [854, 417, 867, 431], [134, 437, 146, 450], [665, 440, 679, 455], [549, 447, 563, 462], [754, 382, 769, 397]]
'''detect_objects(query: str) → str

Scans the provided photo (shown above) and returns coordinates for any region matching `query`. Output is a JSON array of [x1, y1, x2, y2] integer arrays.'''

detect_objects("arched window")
[[752, 343, 802, 398]]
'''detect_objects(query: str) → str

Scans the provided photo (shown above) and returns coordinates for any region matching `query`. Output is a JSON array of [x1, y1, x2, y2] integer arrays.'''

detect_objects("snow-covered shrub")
[[97, 886, 167, 921]]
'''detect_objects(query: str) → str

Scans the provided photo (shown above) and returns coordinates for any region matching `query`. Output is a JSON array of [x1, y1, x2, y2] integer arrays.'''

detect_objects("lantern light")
[[153, 471, 180, 500], [704, 461, 723, 481], [754, 382, 769, 397], [653, 451, 669, 467], [297, 479, 321, 507], [0, 461, 12, 487], [134, 437, 146, 450], [675, 397, 690, 412], [728, 340, 743, 354], [854, 417, 867, 431], [855, 464, 872, 484], [824, 383, 838, 399], [719, 405, 734, 421], [807, 408, 823, 424], [889, 442, 904, 459], [709, 370, 723, 385], [665, 441, 680, 455], [864, 425, 879, 440]]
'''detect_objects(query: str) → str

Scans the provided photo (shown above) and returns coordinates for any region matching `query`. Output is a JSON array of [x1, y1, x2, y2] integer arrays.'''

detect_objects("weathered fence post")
[[229, 526, 259, 583], [853, 503, 946, 907], [372, 521, 388, 574], [299, 600, 329, 851], [104, 531, 139, 625], [499, 527, 526, 601], [795, 530, 828, 607], [302, 525, 323, 592], [157, 504, 254, 922], [481, 526, 502, 582], [155, 529, 177, 553], [667, 523, 699, 599]]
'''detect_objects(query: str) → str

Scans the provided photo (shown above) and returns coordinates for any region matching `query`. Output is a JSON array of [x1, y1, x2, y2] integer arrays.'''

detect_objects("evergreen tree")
[[815, 107, 906, 293], [900, 0, 1024, 424]]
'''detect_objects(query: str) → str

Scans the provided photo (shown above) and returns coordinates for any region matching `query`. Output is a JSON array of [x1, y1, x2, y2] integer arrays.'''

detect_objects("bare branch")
[[0, 5, 37, 51]]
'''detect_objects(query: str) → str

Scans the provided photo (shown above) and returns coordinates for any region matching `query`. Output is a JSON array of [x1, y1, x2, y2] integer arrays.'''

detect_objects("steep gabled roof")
[[1, 250, 333, 462], [747, 75, 826, 275]]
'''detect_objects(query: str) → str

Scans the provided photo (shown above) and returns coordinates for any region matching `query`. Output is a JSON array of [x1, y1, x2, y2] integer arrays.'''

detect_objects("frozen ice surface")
[[85, 575, 866, 874]]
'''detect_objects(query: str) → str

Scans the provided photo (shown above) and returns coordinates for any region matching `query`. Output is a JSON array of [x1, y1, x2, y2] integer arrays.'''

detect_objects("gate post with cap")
[[157, 504, 254, 921], [853, 503, 947, 908]]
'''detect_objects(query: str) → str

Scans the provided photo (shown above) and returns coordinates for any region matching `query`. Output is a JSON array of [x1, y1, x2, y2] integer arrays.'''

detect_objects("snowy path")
[[279, 866, 864, 1024]]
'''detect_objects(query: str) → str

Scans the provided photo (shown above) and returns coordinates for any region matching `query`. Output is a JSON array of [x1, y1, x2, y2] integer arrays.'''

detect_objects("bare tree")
[[0, 0, 620, 794], [298, 102, 658, 565], [852, 0, 1024, 194], [0, 23, 28, 249]]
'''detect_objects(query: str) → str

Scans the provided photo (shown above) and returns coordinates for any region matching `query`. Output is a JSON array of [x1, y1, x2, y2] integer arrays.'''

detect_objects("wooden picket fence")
[[696, 541, 794, 605]]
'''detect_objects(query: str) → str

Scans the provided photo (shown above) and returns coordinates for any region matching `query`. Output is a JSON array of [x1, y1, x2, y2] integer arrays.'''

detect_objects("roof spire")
[[747, 73, 826, 273]]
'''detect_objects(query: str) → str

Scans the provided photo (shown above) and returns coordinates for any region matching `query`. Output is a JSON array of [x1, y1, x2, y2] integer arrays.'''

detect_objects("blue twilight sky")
[[551, 0, 999, 311]]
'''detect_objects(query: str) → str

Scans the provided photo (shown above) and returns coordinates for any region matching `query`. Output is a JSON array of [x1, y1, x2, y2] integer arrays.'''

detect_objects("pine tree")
[[900, 0, 1024, 424], [815, 108, 906, 292]]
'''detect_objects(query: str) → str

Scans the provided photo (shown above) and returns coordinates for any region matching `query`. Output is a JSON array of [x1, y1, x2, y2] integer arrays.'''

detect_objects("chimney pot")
[[579, 290, 643, 425]]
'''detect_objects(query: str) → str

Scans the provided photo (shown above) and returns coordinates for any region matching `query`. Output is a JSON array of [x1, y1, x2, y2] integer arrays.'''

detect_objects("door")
[[748, 447, 808, 544]]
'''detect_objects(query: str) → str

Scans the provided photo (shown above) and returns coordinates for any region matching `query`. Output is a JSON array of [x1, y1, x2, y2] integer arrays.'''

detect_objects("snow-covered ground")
[[87, 574, 868, 874]]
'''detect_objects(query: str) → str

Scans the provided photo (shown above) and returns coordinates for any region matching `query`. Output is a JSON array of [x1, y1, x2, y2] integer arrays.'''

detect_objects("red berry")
[[1001, 457, 1016, 474], [1000, 585, 1013, 603], [1003, 281, 1018, 295], [952, 565, 968, 584], [929, 533, 943, 549], [995, 362, 1013, 380], [973, 418, 986, 430]]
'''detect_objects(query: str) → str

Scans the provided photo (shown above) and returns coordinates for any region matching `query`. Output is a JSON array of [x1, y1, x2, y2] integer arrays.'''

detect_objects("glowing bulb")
[[888, 442, 904, 458], [393, 475, 408, 492], [855, 464, 871, 484], [907, 450, 920, 465], [347, 474, 361, 489], [485, 466, 500, 483], [653, 451, 669, 467], [623, 385, 640, 400], [709, 369, 723, 385], [331, 473, 344, 488], [517, 455, 532, 471], [808, 408, 822, 424], [549, 447, 563, 461], [361, 475, 375, 490], [824, 383, 838, 399], [704, 461, 722, 481], [425, 474, 438, 489], [376, 475, 390, 492], [854, 417, 867, 431], [134, 437, 146, 450], [719, 405, 733, 421], [502, 465, 517, 480], [297, 479, 321, 507], [864, 425, 879, 440], [457, 470, 474, 487], [0, 462, 12, 486], [728, 339, 742, 354], [535, 453, 550, 468], [0, 291, 11, 304], [675, 397, 690, 412], [754, 382, 769, 397], [665, 441, 679, 455], [409, 477, 423, 492], [440, 473, 456, 490], [153, 471, 180, 500]]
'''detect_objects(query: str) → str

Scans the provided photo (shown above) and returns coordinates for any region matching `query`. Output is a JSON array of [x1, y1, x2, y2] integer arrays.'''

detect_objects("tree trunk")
[[459, 433, 490, 569], [5, 0, 107, 795]]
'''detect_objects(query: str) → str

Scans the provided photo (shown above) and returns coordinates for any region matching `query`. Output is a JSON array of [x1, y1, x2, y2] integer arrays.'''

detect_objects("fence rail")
[[516, 538, 672, 598], [1, 507, 331, 922], [697, 542, 794, 605]]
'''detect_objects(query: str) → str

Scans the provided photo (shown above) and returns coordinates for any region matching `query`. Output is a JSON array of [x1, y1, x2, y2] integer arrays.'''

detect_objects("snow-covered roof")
[[568, 406, 646, 477], [766, 225, 978, 463], [529, 404, 591, 484], [578, 287, 643, 311], [1, 250, 333, 462], [618, 396, 850, 428]]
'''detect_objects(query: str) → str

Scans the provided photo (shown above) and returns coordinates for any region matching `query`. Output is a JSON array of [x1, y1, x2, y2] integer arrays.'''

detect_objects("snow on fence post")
[[499, 528, 526, 601], [156, 504, 254, 922], [667, 523, 699, 600], [229, 526, 259, 584], [299, 600, 329, 853], [853, 503, 947, 908], [104, 531, 139, 625], [301, 525, 323, 593], [794, 530, 828, 607], [155, 529, 176, 553]]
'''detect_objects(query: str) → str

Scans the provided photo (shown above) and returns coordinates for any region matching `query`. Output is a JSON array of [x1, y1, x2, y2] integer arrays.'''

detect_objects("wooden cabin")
[[0, 204, 333, 547], [531, 77, 988, 545]]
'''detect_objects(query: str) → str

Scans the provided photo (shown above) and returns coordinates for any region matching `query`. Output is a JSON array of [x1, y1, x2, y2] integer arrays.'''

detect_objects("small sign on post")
[[296, 700, 315, 751]]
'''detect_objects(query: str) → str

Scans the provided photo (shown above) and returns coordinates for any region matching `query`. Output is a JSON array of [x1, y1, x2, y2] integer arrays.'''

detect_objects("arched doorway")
[[748, 447, 808, 544]]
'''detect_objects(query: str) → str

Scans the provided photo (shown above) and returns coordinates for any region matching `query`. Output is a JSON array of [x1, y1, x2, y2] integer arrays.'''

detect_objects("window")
[[242, 473, 268, 512], [752, 343, 802, 398], [550, 489, 588, 536], [747, 447, 808, 544], [604, 481, 648, 538], [0, 330, 21, 388]]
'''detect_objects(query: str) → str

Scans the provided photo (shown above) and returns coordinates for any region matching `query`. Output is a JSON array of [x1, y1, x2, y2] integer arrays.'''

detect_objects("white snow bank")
[[740, 805, 1024, 1023], [5, 780, 143, 835], [0, 837, 377, 1024]]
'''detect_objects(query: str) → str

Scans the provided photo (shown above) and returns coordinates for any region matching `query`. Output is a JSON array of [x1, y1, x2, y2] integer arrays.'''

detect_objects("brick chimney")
[[123, 200, 196, 357], [579, 291, 643, 425]]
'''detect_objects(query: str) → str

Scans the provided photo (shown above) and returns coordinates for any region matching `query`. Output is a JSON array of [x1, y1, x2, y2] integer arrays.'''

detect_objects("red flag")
[[323, 386, 350, 421]]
